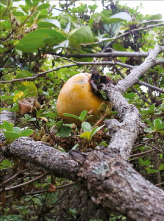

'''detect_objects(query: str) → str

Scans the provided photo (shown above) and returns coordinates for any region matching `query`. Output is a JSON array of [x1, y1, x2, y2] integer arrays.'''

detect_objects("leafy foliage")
[[0, 0, 164, 220], [0, 121, 33, 144]]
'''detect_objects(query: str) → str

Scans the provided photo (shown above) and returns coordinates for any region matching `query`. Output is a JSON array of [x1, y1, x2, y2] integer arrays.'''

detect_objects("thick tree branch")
[[1, 128, 164, 220], [1, 46, 164, 220], [0, 105, 164, 220], [99, 46, 163, 160], [116, 45, 164, 92], [1, 137, 80, 181], [113, 65, 151, 104]]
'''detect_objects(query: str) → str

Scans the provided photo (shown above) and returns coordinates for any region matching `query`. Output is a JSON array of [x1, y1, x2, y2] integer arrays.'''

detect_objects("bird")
[[57, 73, 111, 126]]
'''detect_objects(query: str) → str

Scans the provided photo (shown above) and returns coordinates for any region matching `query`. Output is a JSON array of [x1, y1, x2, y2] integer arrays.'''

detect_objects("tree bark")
[[1, 45, 164, 220]]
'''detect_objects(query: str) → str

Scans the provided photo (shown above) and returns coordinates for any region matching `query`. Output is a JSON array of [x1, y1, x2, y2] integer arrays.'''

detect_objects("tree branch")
[[0, 61, 133, 84], [137, 80, 164, 93], [103, 23, 164, 52], [116, 45, 164, 92], [0, 64, 77, 83], [0, 94, 164, 220], [51, 51, 149, 58], [1, 46, 164, 220]]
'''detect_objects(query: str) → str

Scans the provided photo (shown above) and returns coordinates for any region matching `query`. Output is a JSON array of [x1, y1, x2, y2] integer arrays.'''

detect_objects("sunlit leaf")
[[21, 81, 38, 97], [63, 113, 80, 121], [81, 122, 91, 132], [69, 26, 94, 47], [16, 70, 33, 79], [79, 110, 88, 121], [80, 131, 91, 140], [15, 29, 66, 52]]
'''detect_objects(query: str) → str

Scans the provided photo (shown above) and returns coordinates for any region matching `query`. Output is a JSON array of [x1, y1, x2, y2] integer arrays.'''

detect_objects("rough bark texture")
[[1, 135, 164, 221], [116, 46, 164, 92], [1, 45, 164, 220], [78, 150, 164, 221]]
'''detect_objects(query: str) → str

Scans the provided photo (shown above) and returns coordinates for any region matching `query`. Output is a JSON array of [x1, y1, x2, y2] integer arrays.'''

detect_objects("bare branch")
[[51, 51, 149, 59], [113, 65, 151, 104], [0, 64, 77, 84], [137, 80, 164, 93], [142, 20, 164, 24], [55, 55, 134, 69], [0, 61, 133, 84], [0, 173, 46, 192], [156, 59, 164, 65], [116, 45, 164, 92], [103, 23, 164, 52]]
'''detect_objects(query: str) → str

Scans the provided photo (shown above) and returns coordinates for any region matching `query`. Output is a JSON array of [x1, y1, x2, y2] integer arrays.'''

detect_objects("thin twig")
[[54, 55, 134, 69], [0, 11, 34, 44], [0, 169, 27, 188], [130, 149, 156, 158], [0, 61, 133, 84], [0, 173, 46, 192], [0, 64, 77, 83], [142, 20, 164, 24], [52, 51, 149, 58], [103, 23, 164, 52], [137, 80, 164, 93], [156, 182, 164, 186]]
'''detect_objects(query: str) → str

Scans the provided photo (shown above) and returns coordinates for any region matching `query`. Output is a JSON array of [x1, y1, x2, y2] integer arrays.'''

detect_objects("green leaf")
[[25, 0, 32, 7], [12, 11, 24, 16], [16, 70, 33, 79], [159, 164, 164, 171], [63, 113, 80, 121], [146, 168, 158, 174], [3, 127, 33, 144], [153, 119, 164, 131], [79, 110, 88, 121], [81, 122, 91, 132], [72, 144, 79, 150], [0, 121, 14, 132], [90, 125, 104, 137], [69, 26, 94, 47], [125, 93, 136, 99], [37, 3, 50, 11], [58, 126, 72, 137], [1, 21, 12, 30], [80, 131, 91, 140], [15, 29, 66, 52], [88, 4, 98, 12], [21, 81, 38, 97], [1, 0, 9, 6], [13, 127, 21, 133], [38, 21, 59, 29], [138, 158, 151, 166], [0, 95, 14, 100], [3, 131, 21, 143], [0, 159, 13, 169], [110, 12, 132, 22], [21, 129, 33, 136], [32, 0, 40, 6], [148, 14, 162, 20]]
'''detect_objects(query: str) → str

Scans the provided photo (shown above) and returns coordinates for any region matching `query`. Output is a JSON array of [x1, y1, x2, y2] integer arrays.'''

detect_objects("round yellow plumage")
[[57, 73, 104, 125]]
